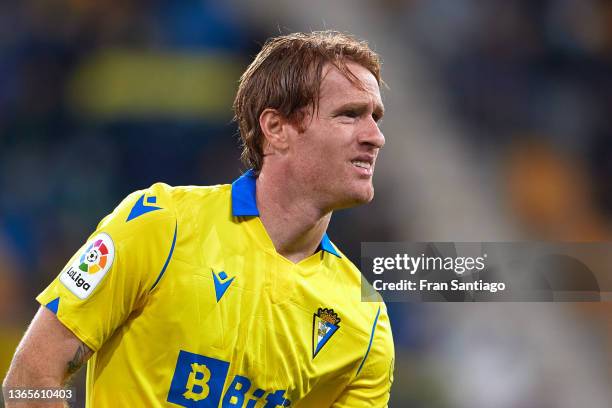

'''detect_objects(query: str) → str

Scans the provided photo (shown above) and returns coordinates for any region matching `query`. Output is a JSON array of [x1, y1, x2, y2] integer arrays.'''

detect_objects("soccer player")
[[4, 31, 394, 407]]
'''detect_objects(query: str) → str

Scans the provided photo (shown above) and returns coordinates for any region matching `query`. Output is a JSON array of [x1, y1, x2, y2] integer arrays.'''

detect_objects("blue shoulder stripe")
[[356, 306, 381, 376], [150, 221, 178, 290]]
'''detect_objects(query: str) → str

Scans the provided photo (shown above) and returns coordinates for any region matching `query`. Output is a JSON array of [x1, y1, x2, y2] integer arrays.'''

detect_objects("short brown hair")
[[233, 30, 382, 173]]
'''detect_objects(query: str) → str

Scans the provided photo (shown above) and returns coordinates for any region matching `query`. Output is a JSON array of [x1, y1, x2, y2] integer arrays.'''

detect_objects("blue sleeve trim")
[[150, 221, 178, 290], [45, 297, 60, 314], [356, 306, 381, 376]]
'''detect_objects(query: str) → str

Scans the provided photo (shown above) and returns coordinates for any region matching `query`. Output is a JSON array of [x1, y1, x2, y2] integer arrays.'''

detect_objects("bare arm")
[[3, 306, 93, 407]]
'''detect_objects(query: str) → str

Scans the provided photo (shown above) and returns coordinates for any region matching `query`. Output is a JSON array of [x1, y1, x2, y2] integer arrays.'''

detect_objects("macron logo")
[[212, 269, 235, 303], [126, 194, 162, 222]]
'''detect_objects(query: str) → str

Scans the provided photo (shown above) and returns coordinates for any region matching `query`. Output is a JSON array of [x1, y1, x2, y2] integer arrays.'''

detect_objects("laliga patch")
[[60, 233, 115, 299]]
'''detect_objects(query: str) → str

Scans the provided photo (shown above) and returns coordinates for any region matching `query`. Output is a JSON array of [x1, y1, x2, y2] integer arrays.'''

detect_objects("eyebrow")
[[331, 101, 385, 118]]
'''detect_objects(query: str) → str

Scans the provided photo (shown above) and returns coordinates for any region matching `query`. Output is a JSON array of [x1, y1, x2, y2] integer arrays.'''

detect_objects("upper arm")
[[4, 306, 92, 387], [332, 305, 395, 408], [4, 183, 176, 404], [35, 183, 177, 352]]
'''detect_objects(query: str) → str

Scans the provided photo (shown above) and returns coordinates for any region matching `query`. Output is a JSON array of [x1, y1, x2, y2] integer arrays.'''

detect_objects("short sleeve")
[[36, 183, 177, 351], [332, 304, 395, 408]]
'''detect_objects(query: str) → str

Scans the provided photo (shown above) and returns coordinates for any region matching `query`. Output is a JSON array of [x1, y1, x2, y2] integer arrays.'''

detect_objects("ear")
[[259, 108, 290, 153]]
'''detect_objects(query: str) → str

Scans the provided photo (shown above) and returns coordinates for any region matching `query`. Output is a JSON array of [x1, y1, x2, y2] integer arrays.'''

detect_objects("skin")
[[2, 60, 385, 403], [257, 61, 385, 263], [3, 307, 93, 408]]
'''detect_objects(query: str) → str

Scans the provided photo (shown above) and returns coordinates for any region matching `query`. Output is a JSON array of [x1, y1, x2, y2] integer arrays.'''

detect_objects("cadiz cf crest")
[[312, 307, 341, 358]]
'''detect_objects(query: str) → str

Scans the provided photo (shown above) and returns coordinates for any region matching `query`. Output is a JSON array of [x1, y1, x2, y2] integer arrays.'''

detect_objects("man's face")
[[286, 61, 385, 211]]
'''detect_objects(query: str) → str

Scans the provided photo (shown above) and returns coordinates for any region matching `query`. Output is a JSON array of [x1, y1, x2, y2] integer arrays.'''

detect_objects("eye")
[[341, 110, 360, 118], [372, 113, 381, 122]]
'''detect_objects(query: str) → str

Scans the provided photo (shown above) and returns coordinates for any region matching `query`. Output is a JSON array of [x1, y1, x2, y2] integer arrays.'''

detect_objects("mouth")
[[351, 156, 375, 176]]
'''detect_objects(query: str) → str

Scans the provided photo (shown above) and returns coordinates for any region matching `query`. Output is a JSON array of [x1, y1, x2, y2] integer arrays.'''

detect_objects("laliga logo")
[[66, 267, 91, 291], [60, 233, 115, 300], [79, 239, 110, 274]]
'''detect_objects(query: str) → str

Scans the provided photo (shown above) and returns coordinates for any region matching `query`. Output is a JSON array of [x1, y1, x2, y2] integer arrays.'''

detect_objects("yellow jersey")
[[36, 170, 394, 407]]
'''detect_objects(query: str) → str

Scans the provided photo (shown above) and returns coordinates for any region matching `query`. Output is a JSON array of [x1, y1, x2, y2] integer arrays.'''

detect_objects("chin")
[[334, 187, 374, 210], [357, 185, 375, 202], [360, 190, 375, 204]]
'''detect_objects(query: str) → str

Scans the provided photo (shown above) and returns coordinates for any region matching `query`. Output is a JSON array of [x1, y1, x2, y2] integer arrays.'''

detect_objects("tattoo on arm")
[[67, 343, 92, 376]]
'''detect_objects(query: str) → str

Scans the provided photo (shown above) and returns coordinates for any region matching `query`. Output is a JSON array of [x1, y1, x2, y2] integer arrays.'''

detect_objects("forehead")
[[318, 62, 382, 108]]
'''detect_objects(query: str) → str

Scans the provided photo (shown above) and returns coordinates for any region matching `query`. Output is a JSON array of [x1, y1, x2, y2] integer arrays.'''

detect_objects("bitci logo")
[[168, 350, 291, 407]]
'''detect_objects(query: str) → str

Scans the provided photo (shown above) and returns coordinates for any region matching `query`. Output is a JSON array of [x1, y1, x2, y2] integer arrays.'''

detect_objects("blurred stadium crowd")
[[1, 0, 611, 407]]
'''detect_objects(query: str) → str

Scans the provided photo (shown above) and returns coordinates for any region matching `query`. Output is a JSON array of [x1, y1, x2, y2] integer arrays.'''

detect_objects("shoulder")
[[96, 183, 176, 240], [101, 183, 231, 231], [166, 183, 231, 203], [167, 183, 232, 213]]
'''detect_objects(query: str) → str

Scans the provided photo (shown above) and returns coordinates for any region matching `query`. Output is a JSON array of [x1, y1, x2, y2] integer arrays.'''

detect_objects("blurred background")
[[1, 0, 611, 406]]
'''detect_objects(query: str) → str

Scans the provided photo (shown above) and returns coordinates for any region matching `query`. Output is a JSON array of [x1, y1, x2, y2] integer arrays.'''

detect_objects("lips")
[[351, 160, 371, 170], [351, 154, 375, 174]]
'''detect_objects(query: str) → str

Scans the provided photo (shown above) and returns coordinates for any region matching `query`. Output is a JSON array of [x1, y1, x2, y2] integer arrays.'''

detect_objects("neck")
[[256, 169, 332, 263]]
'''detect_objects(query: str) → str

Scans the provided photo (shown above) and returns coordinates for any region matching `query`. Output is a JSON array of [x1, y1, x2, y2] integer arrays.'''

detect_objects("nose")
[[359, 116, 385, 149]]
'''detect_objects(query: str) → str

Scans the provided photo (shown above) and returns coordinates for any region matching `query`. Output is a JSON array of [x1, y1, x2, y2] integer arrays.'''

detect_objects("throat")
[[255, 171, 333, 263], [258, 209, 332, 264]]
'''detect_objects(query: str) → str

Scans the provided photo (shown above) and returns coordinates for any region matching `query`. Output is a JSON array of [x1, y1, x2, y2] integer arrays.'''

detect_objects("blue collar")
[[231, 169, 341, 258]]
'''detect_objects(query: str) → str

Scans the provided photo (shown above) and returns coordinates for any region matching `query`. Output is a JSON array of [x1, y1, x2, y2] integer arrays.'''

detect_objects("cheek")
[[292, 123, 351, 170]]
